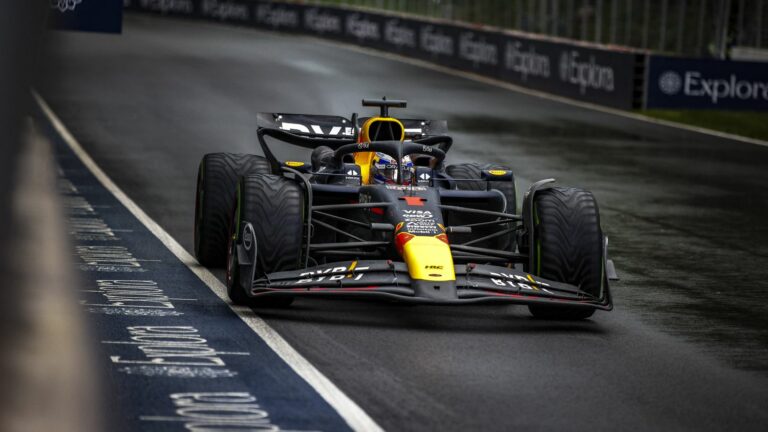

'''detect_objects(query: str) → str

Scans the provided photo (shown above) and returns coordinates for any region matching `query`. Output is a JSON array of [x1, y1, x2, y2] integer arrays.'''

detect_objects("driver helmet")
[[371, 152, 413, 184]]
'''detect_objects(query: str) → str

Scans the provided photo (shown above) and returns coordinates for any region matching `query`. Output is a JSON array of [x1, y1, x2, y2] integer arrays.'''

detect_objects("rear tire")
[[446, 163, 517, 251], [528, 187, 604, 320], [446, 163, 484, 191], [194, 153, 271, 267], [226, 174, 304, 307]]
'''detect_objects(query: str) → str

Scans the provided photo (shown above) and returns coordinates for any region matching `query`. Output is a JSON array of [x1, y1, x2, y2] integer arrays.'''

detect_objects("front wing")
[[250, 260, 612, 310]]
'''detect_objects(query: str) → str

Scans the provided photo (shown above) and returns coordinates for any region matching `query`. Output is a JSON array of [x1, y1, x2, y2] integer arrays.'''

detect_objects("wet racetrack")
[[42, 13, 768, 431]]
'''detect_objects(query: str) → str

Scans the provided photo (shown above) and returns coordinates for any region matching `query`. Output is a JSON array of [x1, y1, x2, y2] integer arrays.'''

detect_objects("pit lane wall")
[[123, 0, 643, 110]]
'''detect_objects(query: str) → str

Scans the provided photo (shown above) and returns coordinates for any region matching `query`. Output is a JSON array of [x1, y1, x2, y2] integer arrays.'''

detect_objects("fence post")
[[736, 0, 745, 45], [659, 0, 668, 51], [625, 0, 633, 45], [717, 0, 732, 58], [609, 0, 618, 44], [528, 0, 536, 31], [676, 0, 687, 53], [642, 0, 650, 48], [696, 0, 707, 55], [758, 0, 764, 48], [595, 0, 603, 42], [539, 0, 548, 34]]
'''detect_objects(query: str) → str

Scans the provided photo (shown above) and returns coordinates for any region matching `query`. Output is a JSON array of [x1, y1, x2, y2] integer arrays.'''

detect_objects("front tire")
[[528, 187, 604, 320], [226, 174, 305, 307], [194, 153, 271, 267]]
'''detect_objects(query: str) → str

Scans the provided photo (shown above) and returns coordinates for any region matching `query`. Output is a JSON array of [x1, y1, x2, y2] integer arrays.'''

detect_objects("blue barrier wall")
[[49, 0, 123, 33], [646, 56, 768, 111]]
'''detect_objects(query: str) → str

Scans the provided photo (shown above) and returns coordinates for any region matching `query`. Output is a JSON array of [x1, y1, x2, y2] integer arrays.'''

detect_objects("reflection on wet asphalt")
[[448, 114, 768, 371]]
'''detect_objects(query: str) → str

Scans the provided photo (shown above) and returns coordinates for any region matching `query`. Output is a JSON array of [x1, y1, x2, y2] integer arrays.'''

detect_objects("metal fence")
[[312, 0, 767, 58]]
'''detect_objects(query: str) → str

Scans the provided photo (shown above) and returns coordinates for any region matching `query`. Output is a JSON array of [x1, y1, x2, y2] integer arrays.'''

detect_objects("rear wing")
[[256, 112, 451, 174], [257, 112, 448, 140], [257, 113, 356, 139]]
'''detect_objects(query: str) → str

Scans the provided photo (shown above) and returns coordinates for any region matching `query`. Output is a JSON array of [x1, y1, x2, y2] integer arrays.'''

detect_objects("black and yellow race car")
[[194, 98, 616, 319]]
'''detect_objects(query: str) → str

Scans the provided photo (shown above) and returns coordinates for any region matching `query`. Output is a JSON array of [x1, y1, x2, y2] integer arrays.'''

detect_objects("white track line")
[[33, 91, 384, 432]]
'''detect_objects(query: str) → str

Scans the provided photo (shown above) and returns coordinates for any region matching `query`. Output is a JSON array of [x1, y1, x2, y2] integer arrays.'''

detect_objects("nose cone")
[[399, 235, 456, 281]]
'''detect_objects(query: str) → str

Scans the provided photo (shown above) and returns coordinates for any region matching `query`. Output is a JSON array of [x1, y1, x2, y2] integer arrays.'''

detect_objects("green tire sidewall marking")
[[235, 180, 242, 241]]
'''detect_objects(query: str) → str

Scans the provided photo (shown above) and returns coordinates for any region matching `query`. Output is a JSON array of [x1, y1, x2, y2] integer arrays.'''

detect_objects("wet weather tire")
[[194, 153, 271, 267], [226, 174, 304, 307], [528, 187, 604, 320]]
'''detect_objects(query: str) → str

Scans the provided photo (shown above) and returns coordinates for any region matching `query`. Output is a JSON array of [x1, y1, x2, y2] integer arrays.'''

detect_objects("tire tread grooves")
[[530, 187, 603, 320], [194, 153, 271, 266]]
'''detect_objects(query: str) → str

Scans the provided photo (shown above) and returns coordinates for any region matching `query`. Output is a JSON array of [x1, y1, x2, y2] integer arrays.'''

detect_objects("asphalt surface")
[[42, 14, 768, 431]]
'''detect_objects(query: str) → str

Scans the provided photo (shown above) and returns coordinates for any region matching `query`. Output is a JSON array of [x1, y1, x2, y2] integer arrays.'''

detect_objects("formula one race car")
[[194, 98, 616, 319]]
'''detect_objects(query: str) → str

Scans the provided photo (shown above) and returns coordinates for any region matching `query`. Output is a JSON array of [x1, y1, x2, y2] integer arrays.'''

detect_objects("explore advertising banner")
[[50, 0, 123, 33], [123, 0, 641, 109], [500, 36, 638, 108], [646, 56, 768, 110]]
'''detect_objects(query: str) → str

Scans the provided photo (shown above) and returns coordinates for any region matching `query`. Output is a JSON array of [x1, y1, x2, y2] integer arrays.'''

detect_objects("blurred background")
[[318, 0, 767, 58], [0, 0, 47, 417]]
